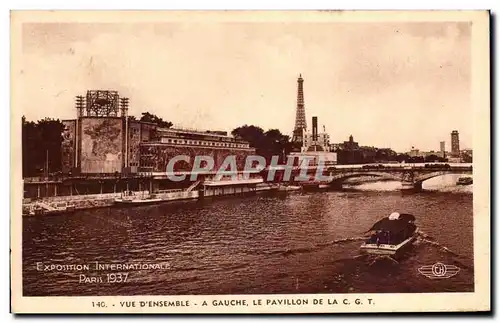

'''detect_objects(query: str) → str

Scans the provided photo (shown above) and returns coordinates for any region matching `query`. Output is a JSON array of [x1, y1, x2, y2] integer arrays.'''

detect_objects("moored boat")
[[457, 177, 473, 185], [360, 212, 418, 255], [114, 197, 164, 205], [114, 191, 164, 206]]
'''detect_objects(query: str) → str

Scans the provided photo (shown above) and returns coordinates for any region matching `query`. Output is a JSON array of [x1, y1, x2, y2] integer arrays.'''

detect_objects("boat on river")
[[360, 212, 418, 255], [114, 197, 164, 205], [457, 177, 473, 185], [114, 191, 164, 206]]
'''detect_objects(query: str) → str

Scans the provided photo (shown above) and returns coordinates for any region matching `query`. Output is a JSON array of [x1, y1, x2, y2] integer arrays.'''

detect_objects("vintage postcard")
[[10, 10, 490, 313]]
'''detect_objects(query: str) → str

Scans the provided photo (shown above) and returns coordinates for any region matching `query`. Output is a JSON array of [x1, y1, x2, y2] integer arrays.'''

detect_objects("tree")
[[424, 154, 440, 163], [139, 112, 173, 128], [231, 125, 291, 163], [409, 156, 425, 163], [396, 153, 410, 163], [262, 129, 292, 163], [22, 117, 65, 177], [462, 153, 472, 163], [231, 125, 265, 148]]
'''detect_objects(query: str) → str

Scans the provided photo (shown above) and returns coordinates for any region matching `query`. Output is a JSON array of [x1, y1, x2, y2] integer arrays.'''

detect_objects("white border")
[[3, 1, 497, 322]]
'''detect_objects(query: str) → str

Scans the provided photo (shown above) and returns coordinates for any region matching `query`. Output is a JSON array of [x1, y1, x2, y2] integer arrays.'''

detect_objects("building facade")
[[61, 90, 256, 176], [289, 116, 337, 166], [451, 130, 460, 157], [440, 141, 446, 158]]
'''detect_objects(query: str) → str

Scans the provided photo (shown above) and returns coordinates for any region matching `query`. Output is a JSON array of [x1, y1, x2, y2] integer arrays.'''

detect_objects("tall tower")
[[292, 74, 307, 144], [451, 130, 460, 157]]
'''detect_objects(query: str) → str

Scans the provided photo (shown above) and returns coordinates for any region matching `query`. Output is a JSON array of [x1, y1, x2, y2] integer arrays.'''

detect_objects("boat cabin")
[[365, 213, 417, 245]]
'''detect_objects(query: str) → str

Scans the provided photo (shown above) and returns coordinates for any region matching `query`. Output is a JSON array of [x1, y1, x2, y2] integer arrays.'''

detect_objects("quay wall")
[[24, 191, 148, 214], [24, 191, 149, 204], [22, 184, 278, 216], [204, 185, 256, 197], [154, 190, 199, 201]]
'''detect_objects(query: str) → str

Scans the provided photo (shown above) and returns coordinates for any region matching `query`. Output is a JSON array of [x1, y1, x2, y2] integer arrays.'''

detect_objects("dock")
[[22, 178, 285, 216]]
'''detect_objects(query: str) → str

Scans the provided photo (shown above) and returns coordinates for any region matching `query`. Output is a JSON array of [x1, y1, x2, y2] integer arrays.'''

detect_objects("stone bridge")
[[325, 165, 473, 190]]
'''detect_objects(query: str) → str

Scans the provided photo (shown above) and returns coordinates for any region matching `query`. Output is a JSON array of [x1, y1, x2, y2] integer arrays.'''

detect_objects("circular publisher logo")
[[431, 263, 447, 277]]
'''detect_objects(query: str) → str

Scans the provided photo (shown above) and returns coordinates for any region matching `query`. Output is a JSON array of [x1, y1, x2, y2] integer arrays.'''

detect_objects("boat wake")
[[261, 236, 368, 258], [317, 236, 367, 247], [351, 254, 400, 267], [320, 231, 472, 271], [415, 231, 461, 258]]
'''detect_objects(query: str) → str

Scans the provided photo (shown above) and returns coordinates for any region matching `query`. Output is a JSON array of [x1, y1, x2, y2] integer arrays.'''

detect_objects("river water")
[[23, 175, 474, 296]]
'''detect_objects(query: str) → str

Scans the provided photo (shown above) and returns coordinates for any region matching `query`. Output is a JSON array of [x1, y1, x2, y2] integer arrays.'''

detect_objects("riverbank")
[[22, 175, 465, 216], [22, 183, 289, 216]]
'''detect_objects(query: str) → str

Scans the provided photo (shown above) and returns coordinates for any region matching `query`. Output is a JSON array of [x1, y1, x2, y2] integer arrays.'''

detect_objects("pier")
[[22, 173, 277, 216]]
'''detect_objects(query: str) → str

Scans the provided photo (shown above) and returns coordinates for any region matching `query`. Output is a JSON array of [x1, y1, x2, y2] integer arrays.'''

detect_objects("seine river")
[[23, 175, 473, 296]]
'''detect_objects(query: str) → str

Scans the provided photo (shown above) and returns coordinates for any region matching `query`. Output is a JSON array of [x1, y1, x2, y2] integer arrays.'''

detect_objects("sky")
[[19, 20, 472, 152]]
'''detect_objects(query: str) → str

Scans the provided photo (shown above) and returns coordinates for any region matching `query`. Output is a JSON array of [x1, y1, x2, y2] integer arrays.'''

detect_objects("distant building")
[[341, 135, 360, 151], [302, 117, 331, 153], [288, 116, 337, 166], [408, 147, 420, 158], [440, 141, 446, 158], [406, 147, 445, 160], [448, 157, 462, 163], [451, 130, 460, 157], [331, 136, 397, 164], [330, 143, 341, 152]]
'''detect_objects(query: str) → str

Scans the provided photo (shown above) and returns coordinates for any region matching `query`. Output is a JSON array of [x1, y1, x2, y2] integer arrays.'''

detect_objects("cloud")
[[19, 22, 471, 152]]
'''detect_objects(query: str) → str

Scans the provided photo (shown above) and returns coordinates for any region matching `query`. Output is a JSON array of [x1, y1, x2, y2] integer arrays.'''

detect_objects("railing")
[[204, 178, 264, 186], [326, 166, 472, 172], [28, 191, 150, 204], [154, 189, 183, 194], [23, 172, 155, 183], [186, 180, 201, 192]]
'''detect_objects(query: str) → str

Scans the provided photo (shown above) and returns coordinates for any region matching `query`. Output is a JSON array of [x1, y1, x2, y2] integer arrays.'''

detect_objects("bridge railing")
[[326, 165, 472, 172]]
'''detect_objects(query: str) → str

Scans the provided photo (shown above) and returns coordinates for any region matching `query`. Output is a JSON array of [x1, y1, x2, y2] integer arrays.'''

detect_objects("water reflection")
[[344, 174, 472, 193], [23, 179, 473, 296]]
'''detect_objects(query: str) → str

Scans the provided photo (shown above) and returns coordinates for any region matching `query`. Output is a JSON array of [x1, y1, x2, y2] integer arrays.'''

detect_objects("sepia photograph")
[[10, 10, 490, 313]]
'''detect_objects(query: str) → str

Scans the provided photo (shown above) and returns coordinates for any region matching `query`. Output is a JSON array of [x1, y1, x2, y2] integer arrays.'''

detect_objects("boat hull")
[[114, 198, 164, 206], [360, 233, 417, 255]]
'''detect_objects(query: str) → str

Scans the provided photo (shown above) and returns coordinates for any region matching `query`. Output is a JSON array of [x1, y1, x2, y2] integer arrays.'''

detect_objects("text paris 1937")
[[80, 272, 129, 284]]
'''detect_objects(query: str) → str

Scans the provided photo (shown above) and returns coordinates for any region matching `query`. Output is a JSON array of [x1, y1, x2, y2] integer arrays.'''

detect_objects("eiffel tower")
[[292, 74, 307, 145]]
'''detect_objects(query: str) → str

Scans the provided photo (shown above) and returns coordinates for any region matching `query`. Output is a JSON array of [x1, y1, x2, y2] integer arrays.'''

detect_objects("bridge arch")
[[413, 170, 473, 185], [328, 171, 401, 184]]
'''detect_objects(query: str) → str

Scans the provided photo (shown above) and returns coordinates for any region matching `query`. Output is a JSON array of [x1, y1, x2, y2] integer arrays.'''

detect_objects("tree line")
[[22, 116, 65, 177], [22, 112, 445, 177]]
